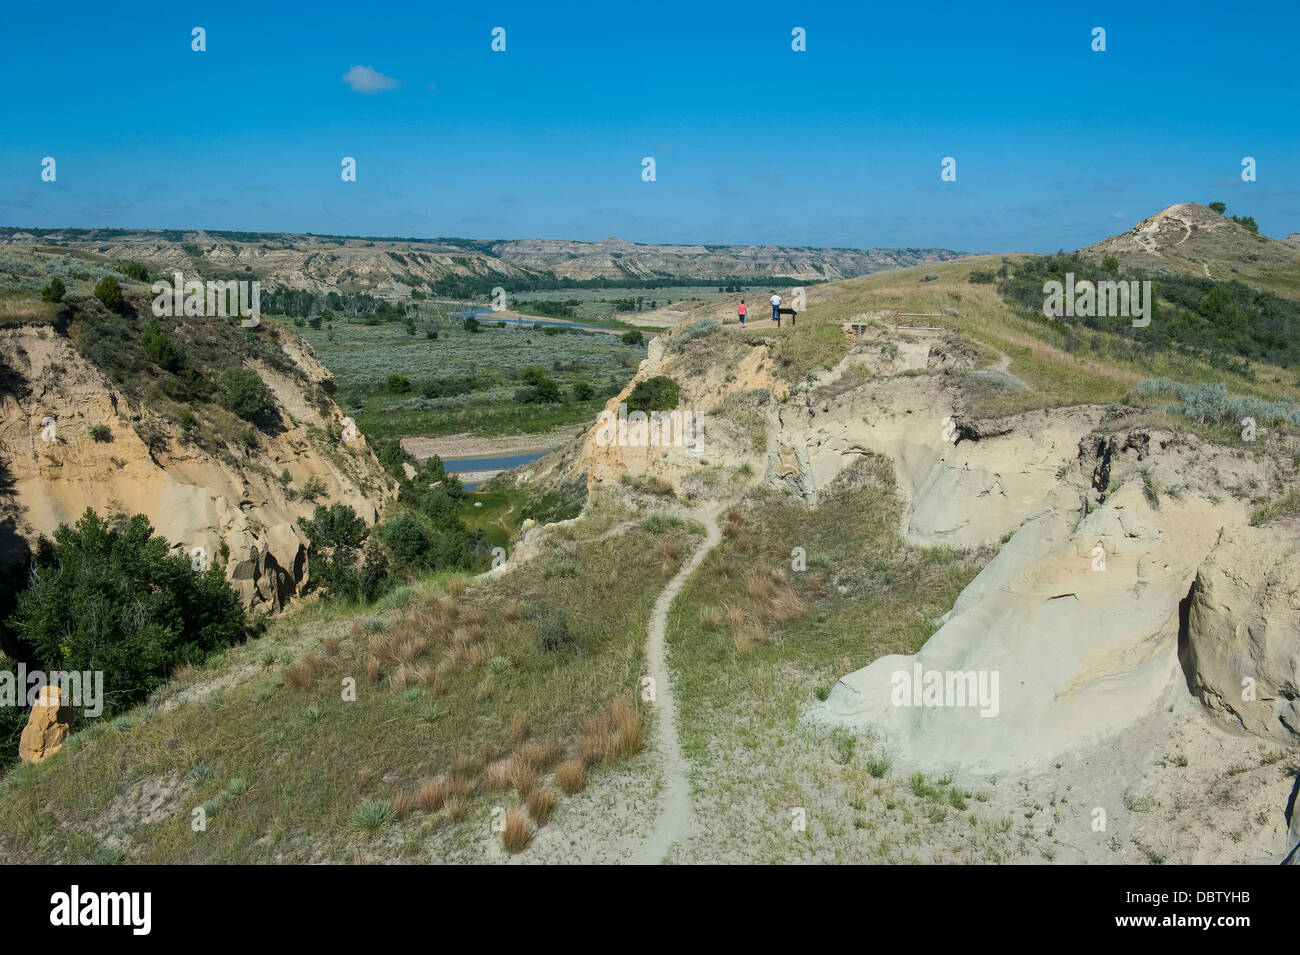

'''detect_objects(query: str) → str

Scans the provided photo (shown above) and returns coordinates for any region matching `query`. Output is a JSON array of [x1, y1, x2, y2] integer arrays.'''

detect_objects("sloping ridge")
[[1079, 201, 1300, 296]]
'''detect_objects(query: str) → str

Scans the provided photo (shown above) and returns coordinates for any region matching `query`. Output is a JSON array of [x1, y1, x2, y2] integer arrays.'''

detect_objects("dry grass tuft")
[[577, 715, 614, 766], [502, 806, 531, 852], [732, 621, 767, 655], [502, 599, 523, 622], [389, 664, 419, 691], [608, 699, 644, 757], [510, 711, 529, 744], [527, 787, 557, 826], [723, 510, 758, 552], [699, 606, 724, 631], [322, 636, 340, 656], [746, 567, 777, 604], [402, 605, 452, 644], [436, 646, 467, 678], [284, 662, 314, 690], [655, 539, 683, 563], [368, 632, 397, 660], [723, 603, 768, 655], [395, 636, 428, 663], [451, 752, 476, 776], [484, 758, 514, 791], [365, 655, 382, 683], [556, 759, 584, 795], [507, 759, 539, 798], [746, 563, 806, 623], [445, 794, 468, 822], [448, 578, 466, 599], [447, 773, 473, 799], [392, 790, 413, 819], [416, 778, 450, 812], [516, 739, 564, 772], [722, 507, 756, 552]]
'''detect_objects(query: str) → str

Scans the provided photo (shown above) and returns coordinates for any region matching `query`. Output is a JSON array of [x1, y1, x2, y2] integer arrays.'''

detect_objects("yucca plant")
[[353, 798, 395, 835]]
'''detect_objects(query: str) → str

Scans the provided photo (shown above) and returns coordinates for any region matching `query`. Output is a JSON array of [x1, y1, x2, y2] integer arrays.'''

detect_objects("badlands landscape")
[[0, 202, 1296, 866]]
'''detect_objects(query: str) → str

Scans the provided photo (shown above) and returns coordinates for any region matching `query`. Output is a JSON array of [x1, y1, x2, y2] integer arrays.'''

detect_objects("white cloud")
[[342, 65, 401, 93]]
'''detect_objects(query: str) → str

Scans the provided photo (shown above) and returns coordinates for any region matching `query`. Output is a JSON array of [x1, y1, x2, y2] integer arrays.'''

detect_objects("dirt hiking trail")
[[629, 504, 723, 863]]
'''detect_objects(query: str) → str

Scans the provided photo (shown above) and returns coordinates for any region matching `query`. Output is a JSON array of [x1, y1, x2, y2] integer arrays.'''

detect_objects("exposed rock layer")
[[0, 324, 393, 613]]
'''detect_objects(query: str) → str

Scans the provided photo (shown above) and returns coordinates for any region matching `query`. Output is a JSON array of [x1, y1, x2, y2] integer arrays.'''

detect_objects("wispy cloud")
[[342, 65, 401, 93]]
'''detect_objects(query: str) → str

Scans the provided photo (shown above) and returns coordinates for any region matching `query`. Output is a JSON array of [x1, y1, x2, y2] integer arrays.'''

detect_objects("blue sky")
[[3, 0, 1297, 252]]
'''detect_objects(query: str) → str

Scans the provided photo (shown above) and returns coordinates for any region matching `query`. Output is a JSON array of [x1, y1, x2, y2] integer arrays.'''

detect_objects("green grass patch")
[[1250, 488, 1300, 526]]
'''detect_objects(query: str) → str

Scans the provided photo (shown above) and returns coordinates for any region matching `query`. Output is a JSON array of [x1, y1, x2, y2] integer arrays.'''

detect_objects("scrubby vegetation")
[[662, 318, 721, 354], [295, 444, 488, 605], [115, 260, 151, 282], [39, 277, 65, 303], [369, 439, 492, 583], [305, 315, 642, 441], [216, 367, 274, 422], [0, 245, 328, 459], [297, 504, 383, 603], [92, 275, 125, 312], [1136, 378, 1300, 428], [625, 375, 680, 413], [1, 509, 246, 754], [519, 479, 588, 525], [998, 252, 1300, 373]]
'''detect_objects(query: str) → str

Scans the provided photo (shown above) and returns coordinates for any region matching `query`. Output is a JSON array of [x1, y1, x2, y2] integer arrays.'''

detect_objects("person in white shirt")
[[770, 292, 782, 325]]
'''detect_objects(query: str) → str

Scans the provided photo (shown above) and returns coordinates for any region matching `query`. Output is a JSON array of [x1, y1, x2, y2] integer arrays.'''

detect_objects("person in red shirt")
[[737, 300, 747, 325]]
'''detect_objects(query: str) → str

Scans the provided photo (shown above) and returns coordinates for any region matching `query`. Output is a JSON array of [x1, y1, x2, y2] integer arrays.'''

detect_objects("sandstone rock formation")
[[18, 685, 70, 764], [0, 324, 394, 613], [817, 417, 1297, 775], [568, 329, 786, 494], [1182, 529, 1300, 741]]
